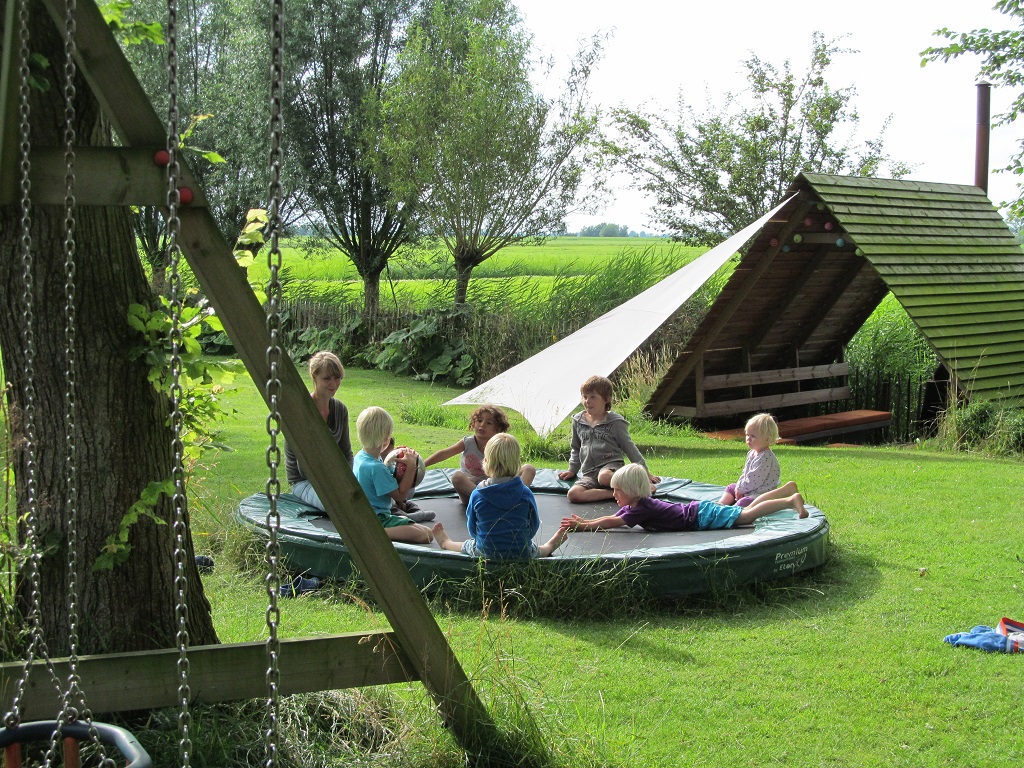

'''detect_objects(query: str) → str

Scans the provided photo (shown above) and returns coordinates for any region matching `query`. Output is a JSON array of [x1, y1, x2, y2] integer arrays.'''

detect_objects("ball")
[[384, 447, 426, 487]]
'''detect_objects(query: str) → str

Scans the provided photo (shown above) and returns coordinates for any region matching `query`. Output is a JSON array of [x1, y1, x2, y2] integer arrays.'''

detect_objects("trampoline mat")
[[304, 490, 752, 556]]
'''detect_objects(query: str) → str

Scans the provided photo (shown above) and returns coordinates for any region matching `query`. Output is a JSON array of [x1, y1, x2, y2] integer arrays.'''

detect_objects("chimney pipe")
[[975, 82, 991, 193]]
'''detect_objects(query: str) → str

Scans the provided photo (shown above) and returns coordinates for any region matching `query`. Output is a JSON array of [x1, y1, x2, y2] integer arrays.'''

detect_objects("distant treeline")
[[572, 222, 660, 238]]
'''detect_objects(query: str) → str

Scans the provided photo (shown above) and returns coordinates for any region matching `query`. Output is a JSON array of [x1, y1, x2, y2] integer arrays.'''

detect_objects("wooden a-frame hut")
[[645, 173, 1024, 432]]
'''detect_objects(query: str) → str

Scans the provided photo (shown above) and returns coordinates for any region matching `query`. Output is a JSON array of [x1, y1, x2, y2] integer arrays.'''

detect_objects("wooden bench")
[[706, 409, 892, 444], [774, 410, 892, 444]]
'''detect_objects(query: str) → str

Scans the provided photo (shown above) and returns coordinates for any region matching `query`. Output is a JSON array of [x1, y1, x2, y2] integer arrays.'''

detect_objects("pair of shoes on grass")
[[195, 555, 214, 573], [280, 574, 321, 597]]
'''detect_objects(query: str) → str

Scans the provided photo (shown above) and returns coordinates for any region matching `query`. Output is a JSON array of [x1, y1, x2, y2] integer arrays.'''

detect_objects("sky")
[[513, 0, 1020, 233]]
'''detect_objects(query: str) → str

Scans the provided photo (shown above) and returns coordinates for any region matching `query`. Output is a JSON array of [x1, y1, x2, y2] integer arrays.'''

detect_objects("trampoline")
[[235, 469, 829, 597]]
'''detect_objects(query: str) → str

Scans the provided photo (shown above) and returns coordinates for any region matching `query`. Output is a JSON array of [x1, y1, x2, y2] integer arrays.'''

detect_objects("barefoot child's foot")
[[792, 493, 808, 519], [432, 522, 451, 547], [552, 522, 570, 549]]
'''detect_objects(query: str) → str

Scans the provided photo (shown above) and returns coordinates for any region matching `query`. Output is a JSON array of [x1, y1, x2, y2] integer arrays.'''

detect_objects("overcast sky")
[[513, 0, 1019, 233]]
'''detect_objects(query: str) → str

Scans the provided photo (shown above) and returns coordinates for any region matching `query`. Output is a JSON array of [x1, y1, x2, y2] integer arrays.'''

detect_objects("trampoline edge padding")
[[235, 468, 830, 597]]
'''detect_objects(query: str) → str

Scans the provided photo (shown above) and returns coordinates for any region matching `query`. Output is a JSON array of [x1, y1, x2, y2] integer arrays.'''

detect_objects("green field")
[[255, 237, 703, 308], [260, 237, 700, 286]]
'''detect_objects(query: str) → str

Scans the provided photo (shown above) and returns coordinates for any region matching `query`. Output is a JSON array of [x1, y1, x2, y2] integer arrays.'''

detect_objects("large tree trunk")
[[0, 2, 217, 655]]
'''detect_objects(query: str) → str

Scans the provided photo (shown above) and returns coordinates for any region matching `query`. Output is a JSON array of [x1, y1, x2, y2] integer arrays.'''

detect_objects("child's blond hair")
[[610, 463, 652, 501], [746, 413, 779, 445], [580, 375, 613, 410], [483, 433, 521, 479], [470, 404, 510, 433], [356, 406, 393, 455], [309, 350, 344, 380]]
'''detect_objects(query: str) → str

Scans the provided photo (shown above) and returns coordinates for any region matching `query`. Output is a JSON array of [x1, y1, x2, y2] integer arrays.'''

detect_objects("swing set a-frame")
[[0, 0, 500, 761]]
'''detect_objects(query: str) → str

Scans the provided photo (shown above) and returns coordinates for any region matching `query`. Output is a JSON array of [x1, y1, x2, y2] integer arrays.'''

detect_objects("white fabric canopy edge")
[[445, 198, 794, 436]]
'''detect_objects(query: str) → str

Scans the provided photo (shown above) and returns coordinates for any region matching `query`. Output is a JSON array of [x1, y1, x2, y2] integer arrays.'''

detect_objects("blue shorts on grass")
[[696, 500, 742, 530]]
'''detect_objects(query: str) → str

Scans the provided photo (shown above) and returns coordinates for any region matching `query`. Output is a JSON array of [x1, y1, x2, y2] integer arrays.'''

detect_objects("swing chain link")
[[164, 2, 193, 767], [3, 0, 63, 731], [263, 1, 286, 764], [49, 3, 115, 765]]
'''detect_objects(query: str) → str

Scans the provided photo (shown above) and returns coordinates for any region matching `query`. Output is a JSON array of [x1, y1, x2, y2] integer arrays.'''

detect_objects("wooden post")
[[29, 0, 499, 757]]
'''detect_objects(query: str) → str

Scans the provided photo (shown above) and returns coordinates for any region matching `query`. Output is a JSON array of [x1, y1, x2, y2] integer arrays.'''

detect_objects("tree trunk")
[[453, 257, 474, 305], [362, 268, 381, 316], [0, 3, 217, 655]]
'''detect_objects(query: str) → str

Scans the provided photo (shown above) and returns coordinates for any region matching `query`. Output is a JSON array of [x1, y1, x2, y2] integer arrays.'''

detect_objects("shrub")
[[934, 396, 1024, 456]]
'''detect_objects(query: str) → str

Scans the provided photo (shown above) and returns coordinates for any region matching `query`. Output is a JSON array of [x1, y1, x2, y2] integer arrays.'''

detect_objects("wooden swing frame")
[[0, 0, 497, 755]]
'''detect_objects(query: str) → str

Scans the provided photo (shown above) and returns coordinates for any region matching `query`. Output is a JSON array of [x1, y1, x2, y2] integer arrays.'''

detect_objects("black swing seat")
[[0, 720, 151, 768]]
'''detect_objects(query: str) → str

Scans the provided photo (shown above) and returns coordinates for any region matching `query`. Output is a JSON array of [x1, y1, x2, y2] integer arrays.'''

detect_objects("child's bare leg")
[[749, 481, 799, 505], [519, 463, 536, 487], [737, 492, 807, 525], [567, 484, 615, 503], [538, 522, 570, 557], [386, 522, 434, 545], [451, 471, 478, 504], [431, 523, 464, 552], [718, 491, 736, 505]]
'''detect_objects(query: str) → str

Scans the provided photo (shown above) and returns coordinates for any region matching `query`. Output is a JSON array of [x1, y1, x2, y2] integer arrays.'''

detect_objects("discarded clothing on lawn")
[[944, 617, 1023, 653]]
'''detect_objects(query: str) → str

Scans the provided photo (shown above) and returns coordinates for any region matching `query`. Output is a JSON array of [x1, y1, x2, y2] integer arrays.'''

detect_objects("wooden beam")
[[35, 0, 498, 756], [1, 146, 205, 206], [742, 246, 831, 356], [647, 197, 817, 416], [0, 633, 417, 720], [700, 363, 850, 391], [695, 386, 851, 417]]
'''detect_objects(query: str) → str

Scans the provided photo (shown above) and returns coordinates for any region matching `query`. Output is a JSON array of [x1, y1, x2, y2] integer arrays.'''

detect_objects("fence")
[[811, 368, 931, 444]]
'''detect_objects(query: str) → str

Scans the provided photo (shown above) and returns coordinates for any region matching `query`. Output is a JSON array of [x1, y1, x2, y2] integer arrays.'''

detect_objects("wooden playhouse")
[[644, 173, 1024, 442]]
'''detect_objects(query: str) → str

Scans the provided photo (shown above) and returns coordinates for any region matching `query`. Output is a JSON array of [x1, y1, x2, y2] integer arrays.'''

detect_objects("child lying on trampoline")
[[433, 433, 569, 560], [562, 463, 808, 533]]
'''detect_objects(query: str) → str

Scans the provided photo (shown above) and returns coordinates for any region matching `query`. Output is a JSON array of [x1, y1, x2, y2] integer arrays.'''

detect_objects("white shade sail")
[[446, 199, 793, 435]]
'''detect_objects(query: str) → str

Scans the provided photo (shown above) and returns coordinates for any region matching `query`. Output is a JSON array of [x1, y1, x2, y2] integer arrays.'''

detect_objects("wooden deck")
[[705, 409, 892, 444]]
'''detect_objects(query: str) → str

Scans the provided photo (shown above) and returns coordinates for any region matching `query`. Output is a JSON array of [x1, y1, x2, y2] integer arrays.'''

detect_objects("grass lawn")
[[194, 365, 1024, 767]]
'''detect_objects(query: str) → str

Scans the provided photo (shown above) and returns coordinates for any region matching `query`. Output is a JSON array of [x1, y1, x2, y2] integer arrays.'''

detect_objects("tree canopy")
[[922, 0, 1024, 218], [382, 0, 603, 304], [286, 0, 419, 315], [604, 33, 910, 245]]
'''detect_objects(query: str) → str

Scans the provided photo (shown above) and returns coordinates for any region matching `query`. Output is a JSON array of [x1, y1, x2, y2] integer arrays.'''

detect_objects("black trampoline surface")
[[236, 468, 830, 596]]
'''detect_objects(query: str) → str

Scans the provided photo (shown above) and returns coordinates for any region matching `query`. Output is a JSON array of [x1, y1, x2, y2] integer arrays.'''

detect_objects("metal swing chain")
[[48, 3, 115, 765], [263, 1, 286, 764], [164, 2, 193, 767], [3, 0, 65, 730]]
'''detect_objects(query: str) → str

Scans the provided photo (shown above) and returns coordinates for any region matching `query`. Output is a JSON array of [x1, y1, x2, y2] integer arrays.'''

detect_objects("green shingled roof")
[[804, 173, 1024, 401]]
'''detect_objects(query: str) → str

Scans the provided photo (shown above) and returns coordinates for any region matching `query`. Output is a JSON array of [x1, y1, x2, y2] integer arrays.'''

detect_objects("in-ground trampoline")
[[236, 468, 829, 597]]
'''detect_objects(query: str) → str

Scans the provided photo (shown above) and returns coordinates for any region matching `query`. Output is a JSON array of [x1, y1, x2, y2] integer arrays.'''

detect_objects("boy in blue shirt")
[[352, 406, 433, 545], [433, 433, 568, 560]]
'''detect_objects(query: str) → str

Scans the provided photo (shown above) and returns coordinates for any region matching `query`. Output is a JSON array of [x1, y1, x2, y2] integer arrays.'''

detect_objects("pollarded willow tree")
[[0, 2, 217, 654], [605, 33, 910, 245], [286, 0, 419, 315], [383, 0, 604, 305], [922, 0, 1024, 219]]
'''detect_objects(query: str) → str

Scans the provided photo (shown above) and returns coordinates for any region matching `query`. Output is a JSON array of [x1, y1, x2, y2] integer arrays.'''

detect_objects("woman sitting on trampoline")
[[563, 463, 808, 533]]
